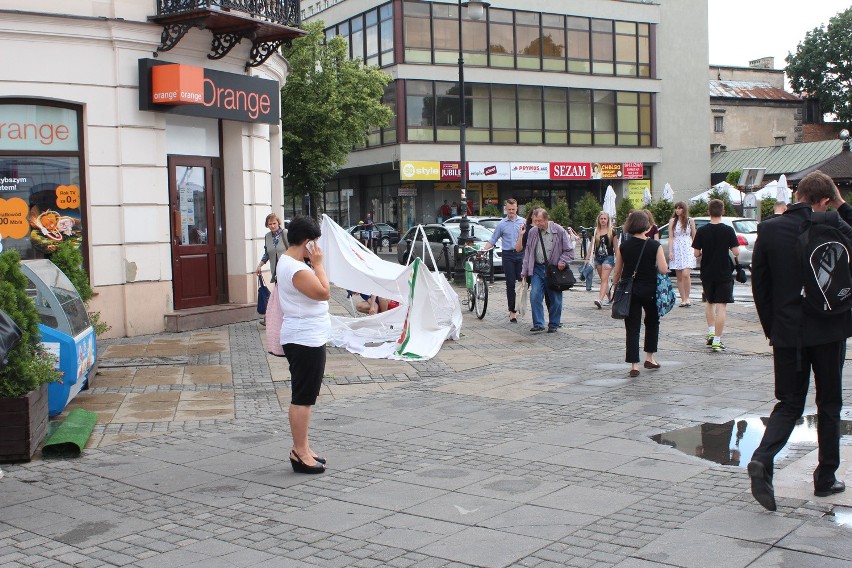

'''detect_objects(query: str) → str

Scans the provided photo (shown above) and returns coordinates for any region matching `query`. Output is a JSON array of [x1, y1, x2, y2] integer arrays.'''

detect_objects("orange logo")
[[0, 197, 30, 239], [55, 185, 80, 209], [151, 64, 204, 105]]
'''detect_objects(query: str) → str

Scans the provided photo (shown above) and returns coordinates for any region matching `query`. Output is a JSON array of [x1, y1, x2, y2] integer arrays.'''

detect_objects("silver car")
[[443, 216, 502, 230], [398, 223, 503, 272], [657, 216, 757, 269]]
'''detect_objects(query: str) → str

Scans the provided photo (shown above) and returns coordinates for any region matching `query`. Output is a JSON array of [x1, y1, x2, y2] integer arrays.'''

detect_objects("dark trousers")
[[751, 341, 844, 488], [624, 293, 659, 363], [502, 250, 523, 312]]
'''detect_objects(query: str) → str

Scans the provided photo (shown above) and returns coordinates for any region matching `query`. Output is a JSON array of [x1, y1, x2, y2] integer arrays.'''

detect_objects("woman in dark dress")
[[610, 211, 669, 377]]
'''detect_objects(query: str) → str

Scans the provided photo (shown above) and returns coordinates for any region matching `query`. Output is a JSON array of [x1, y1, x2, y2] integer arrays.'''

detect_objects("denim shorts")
[[594, 255, 615, 267]]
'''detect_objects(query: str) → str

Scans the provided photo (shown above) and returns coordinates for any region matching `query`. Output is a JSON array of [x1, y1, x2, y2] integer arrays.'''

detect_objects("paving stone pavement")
[[1, 278, 851, 568]]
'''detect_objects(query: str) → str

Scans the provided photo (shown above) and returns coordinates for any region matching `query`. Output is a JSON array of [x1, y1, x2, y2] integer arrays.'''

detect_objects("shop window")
[[516, 11, 541, 70], [0, 102, 85, 261], [591, 19, 614, 75], [350, 15, 364, 62], [544, 87, 568, 144], [365, 9, 379, 66], [518, 86, 543, 143], [405, 80, 434, 141], [567, 17, 591, 74], [379, 3, 394, 66], [488, 9, 515, 68], [433, 3, 460, 65], [403, 1, 432, 63], [542, 14, 566, 72]]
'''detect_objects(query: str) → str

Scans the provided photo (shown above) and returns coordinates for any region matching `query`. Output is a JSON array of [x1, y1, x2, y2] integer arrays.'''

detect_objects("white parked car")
[[657, 216, 757, 269]]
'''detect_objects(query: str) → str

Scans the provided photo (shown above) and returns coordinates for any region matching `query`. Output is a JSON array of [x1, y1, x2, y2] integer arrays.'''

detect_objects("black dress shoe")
[[814, 479, 846, 497], [747, 460, 776, 511], [290, 450, 325, 474]]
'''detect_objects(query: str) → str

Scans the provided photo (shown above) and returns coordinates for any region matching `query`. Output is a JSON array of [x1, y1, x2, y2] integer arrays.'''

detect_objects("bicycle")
[[463, 247, 491, 320]]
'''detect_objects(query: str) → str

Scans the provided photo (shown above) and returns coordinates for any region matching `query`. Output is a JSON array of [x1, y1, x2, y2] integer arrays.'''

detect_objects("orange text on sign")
[[55, 185, 80, 209], [0, 197, 30, 239]]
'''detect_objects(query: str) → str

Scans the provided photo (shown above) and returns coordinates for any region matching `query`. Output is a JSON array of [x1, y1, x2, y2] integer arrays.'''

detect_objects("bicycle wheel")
[[467, 288, 475, 312], [474, 275, 488, 319]]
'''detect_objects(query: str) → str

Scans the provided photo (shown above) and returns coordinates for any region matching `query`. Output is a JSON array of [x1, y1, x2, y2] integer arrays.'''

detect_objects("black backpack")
[[797, 211, 852, 317]]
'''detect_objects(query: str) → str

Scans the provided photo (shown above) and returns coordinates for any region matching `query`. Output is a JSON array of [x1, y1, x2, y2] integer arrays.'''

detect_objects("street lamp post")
[[457, 0, 489, 242]]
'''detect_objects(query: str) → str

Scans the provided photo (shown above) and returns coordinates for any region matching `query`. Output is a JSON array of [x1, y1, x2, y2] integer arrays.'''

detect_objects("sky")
[[708, 0, 851, 69]]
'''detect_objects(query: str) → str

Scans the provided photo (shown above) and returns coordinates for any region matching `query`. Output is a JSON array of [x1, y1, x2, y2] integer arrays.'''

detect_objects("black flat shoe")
[[747, 460, 776, 511], [290, 450, 325, 474], [814, 479, 845, 497]]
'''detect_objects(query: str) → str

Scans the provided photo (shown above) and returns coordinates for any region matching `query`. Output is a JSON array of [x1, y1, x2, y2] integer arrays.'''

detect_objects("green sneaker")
[[706, 332, 715, 346], [711, 339, 726, 351]]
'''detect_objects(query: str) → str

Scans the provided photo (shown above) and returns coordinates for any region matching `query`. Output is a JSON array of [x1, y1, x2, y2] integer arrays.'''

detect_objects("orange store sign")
[[0, 105, 78, 152], [139, 59, 280, 124]]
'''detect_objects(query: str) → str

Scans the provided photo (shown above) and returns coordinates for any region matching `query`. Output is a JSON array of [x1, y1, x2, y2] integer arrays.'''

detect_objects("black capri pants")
[[284, 343, 326, 405]]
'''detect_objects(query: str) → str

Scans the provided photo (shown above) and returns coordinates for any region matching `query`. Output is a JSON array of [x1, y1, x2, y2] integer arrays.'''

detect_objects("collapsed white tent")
[[689, 181, 743, 205], [317, 215, 462, 360]]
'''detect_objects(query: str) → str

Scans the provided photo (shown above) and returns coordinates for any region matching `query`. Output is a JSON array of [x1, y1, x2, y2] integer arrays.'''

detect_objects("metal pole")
[[458, 0, 470, 242]]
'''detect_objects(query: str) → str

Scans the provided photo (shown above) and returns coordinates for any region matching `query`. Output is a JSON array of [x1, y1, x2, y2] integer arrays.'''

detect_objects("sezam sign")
[[139, 59, 280, 124]]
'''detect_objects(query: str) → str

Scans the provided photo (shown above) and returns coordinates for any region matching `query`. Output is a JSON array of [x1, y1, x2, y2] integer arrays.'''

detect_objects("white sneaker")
[[594, 300, 602, 309], [602, 299, 611, 306]]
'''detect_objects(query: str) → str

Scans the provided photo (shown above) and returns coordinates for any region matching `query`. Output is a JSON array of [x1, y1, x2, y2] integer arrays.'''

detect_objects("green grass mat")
[[41, 409, 98, 458]]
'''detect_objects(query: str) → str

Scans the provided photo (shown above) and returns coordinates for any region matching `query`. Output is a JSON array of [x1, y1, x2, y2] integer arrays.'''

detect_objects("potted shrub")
[[0, 250, 61, 462]]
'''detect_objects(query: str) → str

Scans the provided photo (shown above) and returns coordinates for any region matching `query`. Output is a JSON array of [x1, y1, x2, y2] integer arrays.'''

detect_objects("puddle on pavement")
[[827, 506, 852, 527], [651, 414, 852, 467]]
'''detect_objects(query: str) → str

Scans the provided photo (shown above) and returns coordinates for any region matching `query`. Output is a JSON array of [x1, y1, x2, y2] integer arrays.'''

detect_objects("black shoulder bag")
[[539, 229, 575, 291], [611, 238, 649, 320]]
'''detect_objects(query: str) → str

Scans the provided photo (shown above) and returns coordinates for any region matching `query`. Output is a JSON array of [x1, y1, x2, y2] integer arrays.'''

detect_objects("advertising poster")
[[628, 180, 651, 209], [468, 162, 511, 181], [0, 157, 83, 257], [593, 163, 623, 179], [400, 161, 440, 181], [550, 162, 591, 180], [510, 162, 550, 180], [623, 162, 644, 179]]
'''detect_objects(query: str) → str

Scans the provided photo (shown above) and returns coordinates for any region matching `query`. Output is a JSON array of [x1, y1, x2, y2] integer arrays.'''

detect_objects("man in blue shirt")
[[483, 199, 525, 323]]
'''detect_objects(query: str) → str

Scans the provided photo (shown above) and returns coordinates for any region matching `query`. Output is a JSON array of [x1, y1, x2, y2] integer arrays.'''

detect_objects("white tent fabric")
[[751, 175, 791, 203], [317, 215, 462, 360], [642, 187, 652, 207], [689, 181, 743, 205], [603, 186, 617, 218], [662, 183, 674, 202]]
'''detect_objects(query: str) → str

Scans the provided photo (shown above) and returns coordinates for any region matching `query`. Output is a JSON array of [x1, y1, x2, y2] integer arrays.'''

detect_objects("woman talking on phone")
[[276, 216, 330, 474]]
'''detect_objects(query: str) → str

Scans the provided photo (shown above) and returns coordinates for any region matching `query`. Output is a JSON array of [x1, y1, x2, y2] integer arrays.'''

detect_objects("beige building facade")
[[0, 1, 300, 337], [709, 63, 802, 153]]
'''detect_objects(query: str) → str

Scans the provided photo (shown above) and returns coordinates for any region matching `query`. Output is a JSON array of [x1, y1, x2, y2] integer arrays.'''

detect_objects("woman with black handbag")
[[610, 211, 668, 377]]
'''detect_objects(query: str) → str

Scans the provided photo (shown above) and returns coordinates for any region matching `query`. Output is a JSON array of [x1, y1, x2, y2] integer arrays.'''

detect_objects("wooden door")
[[169, 156, 218, 309]]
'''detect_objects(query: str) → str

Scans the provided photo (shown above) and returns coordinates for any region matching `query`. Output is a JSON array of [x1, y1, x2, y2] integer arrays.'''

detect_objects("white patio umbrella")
[[662, 183, 674, 202], [602, 185, 617, 218], [776, 174, 791, 204], [642, 187, 653, 207]]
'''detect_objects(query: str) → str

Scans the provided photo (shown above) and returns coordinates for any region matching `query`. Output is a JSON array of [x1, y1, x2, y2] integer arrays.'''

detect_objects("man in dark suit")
[[749, 170, 852, 511]]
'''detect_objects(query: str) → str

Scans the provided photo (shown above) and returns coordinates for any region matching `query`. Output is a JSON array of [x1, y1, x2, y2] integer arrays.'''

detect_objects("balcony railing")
[[156, 0, 300, 28], [151, 0, 304, 67]]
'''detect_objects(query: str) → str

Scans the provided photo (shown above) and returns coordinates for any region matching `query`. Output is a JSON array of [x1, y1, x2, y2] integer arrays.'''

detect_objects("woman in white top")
[[276, 216, 331, 474], [667, 202, 697, 307]]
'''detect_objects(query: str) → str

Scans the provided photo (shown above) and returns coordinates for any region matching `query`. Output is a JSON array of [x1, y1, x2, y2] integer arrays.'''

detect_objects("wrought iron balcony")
[[150, 0, 304, 68]]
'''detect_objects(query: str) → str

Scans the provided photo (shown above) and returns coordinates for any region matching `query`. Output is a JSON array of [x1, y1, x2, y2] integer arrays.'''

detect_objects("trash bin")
[[20, 260, 96, 417]]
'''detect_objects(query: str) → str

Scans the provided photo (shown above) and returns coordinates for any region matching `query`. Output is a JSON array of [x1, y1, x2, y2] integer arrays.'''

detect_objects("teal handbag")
[[656, 273, 677, 317]]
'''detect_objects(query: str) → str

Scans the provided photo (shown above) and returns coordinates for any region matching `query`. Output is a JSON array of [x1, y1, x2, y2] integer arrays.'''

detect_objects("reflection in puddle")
[[828, 506, 852, 527], [650, 414, 852, 467]]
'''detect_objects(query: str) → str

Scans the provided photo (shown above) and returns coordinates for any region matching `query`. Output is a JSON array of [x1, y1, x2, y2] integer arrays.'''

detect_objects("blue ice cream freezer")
[[20, 260, 96, 417]]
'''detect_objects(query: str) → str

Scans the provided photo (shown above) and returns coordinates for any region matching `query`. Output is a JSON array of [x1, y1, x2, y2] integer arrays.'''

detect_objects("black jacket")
[[751, 202, 852, 347]]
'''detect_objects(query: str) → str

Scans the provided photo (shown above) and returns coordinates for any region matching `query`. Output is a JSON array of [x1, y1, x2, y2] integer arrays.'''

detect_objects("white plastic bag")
[[515, 279, 528, 318]]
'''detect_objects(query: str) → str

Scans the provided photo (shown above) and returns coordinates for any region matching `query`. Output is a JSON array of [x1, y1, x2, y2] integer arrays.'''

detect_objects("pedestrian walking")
[[584, 211, 618, 309], [482, 198, 525, 323], [256, 213, 288, 326], [748, 171, 852, 511], [520, 208, 575, 333], [643, 209, 660, 240], [516, 209, 552, 314], [668, 202, 697, 307], [691, 199, 739, 351], [276, 216, 330, 474], [610, 211, 668, 377]]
